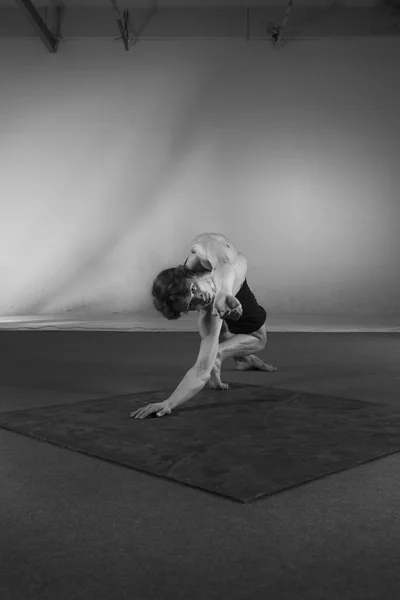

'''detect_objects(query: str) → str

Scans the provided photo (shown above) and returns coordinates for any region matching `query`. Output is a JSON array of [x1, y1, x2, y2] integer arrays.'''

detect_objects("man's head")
[[152, 265, 215, 320]]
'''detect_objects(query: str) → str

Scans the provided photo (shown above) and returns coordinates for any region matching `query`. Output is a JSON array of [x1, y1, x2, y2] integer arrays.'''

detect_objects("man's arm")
[[129, 366, 208, 419], [164, 367, 209, 411], [188, 234, 238, 271], [185, 251, 237, 296], [188, 234, 246, 298], [166, 315, 222, 410], [212, 261, 236, 296], [130, 314, 222, 418]]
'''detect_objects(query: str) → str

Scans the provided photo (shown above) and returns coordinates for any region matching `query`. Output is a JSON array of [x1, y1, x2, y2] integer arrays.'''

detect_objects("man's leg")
[[220, 321, 275, 371], [208, 322, 277, 390]]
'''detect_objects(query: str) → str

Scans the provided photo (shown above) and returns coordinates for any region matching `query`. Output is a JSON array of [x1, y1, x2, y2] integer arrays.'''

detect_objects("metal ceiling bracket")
[[14, 0, 61, 53], [111, 0, 157, 50], [110, 0, 130, 51], [268, 0, 294, 47]]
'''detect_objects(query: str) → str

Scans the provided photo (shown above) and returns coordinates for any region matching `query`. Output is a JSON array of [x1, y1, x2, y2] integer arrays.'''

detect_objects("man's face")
[[187, 278, 215, 311]]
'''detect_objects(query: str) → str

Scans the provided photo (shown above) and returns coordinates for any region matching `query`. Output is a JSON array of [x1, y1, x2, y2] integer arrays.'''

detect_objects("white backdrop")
[[0, 39, 399, 318]]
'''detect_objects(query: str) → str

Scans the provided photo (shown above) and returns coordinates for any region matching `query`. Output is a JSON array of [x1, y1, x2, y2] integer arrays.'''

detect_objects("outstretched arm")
[[130, 315, 223, 419], [129, 367, 209, 419]]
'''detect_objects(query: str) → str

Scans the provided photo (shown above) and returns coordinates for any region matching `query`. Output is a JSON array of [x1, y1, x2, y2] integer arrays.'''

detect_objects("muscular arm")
[[166, 313, 222, 410], [188, 233, 238, 268], [164, 368, 208, 411], [212, 262, 236, 296], [130, 312, 222, 418], [185, 233, 241, 296], [130, 366, 208, 418], [130, 365, 212, 419]]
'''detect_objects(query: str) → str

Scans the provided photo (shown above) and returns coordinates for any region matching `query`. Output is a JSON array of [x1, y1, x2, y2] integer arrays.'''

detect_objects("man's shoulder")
[[189, 233, 240, 268], [190, 232, 235, 249]]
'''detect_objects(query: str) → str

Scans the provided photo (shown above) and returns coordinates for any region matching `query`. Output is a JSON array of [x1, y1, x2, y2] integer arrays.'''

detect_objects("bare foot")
[[235, 355, 278, 372], [209, 380, 230, 391]]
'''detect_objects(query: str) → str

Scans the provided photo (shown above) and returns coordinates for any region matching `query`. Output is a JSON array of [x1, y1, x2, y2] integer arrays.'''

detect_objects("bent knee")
[[257, 337, 266, 352], [251, 325, 267, 349]]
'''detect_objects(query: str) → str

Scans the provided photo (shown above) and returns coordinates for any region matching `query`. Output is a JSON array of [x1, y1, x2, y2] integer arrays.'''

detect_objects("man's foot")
[[209, 380, 230, 391], [235, 355, 278, 372]]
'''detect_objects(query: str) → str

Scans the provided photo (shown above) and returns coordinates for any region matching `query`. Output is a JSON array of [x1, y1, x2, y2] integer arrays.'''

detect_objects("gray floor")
[[1, 331, 400, 600]]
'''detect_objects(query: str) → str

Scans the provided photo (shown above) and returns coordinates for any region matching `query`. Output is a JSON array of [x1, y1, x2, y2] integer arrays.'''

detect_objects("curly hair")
[[151, 264, 197, 320]]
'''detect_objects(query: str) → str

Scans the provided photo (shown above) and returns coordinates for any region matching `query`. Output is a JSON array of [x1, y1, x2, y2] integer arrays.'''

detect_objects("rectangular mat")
[[1, 383, 400, 503]]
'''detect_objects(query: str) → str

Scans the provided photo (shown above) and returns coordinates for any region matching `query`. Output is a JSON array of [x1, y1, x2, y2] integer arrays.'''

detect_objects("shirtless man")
[[130, 233, 277, 419]]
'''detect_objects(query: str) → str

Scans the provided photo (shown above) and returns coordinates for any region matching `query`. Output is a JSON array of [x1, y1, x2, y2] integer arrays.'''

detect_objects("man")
[[130, 233, 277, 419]]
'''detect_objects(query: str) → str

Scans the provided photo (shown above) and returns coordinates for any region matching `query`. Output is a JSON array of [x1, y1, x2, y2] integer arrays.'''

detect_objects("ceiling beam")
[[13, 0, 59, 52]]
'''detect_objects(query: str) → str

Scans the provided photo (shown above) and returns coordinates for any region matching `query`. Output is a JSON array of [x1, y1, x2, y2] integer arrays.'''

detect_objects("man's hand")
[[214, 293, 243, 321], [130, 401, 172, 419]]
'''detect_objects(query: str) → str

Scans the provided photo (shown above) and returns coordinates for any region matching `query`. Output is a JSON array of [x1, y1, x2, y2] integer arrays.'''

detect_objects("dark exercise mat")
[[1, 383, 400, 503]]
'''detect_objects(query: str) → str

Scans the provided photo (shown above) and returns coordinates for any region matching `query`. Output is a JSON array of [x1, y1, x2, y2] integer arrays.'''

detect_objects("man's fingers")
[[130, 403, 171, 419], [223, 309, 242, 321], [139, 406, 152, 419], [130, 406, 151, 419], [136, 411, 149, 419]]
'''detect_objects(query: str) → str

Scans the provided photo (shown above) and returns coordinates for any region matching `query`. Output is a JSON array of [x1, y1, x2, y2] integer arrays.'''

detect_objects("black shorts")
[[226, 306, 267, 335], [225, 279, 267, 335]]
